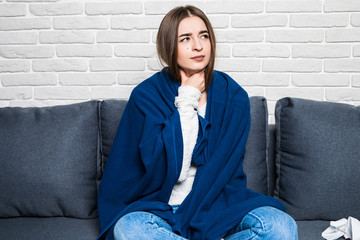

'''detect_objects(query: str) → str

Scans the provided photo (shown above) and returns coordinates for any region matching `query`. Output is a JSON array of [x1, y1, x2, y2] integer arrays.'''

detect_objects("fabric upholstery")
[[297, 220, 330, 240], [0, 217, 99, 240], [267, 124, 277, 196], [274, 97, 360, 220], [244, 96, 269, 195], [99, 100, 127, 171], [0, 101, 99, 218]]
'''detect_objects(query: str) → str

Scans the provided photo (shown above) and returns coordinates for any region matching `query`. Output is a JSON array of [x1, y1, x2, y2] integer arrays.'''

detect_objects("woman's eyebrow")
[[179, 30, 208, 38], [179, 33, 192, 38]]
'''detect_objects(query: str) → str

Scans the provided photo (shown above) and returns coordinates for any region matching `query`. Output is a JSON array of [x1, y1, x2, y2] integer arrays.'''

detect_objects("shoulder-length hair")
[[156, 5, 216, 92]]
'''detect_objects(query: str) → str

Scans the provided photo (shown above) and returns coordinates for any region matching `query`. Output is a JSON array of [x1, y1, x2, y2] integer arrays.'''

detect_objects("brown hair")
[[156, 5, 216, 91]]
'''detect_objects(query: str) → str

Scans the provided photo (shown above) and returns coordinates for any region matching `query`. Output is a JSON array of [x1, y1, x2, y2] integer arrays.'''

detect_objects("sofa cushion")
[[99, 100, 127, 171], [296, 220, 330, 240], [274, 97, 360, 220], [0, 217, 99, 240], [99, 97, 270, 195], [244, 96, 270, 195], [0, 101, 99, 218]]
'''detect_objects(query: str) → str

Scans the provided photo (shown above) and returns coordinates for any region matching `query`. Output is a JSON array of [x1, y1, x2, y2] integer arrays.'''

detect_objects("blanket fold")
[[97, 69, 285, 240]]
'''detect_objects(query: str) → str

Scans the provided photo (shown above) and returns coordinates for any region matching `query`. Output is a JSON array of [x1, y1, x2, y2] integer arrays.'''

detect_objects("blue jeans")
[[113, 206, 298, 240]]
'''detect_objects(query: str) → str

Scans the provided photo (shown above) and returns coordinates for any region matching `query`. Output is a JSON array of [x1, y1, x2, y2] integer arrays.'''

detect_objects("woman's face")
[[177, 16, 211, 76]]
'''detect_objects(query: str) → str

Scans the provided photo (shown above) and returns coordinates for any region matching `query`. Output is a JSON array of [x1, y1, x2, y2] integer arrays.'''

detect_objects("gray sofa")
[[0, 96, 359, 240]]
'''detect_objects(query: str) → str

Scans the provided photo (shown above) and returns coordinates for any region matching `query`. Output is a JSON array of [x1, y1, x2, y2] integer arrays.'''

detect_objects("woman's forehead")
[[178, 16, 208, 35]]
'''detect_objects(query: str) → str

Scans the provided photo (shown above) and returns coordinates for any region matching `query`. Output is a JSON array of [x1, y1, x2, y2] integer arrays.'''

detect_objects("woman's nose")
[[192, 38, 203, 51]]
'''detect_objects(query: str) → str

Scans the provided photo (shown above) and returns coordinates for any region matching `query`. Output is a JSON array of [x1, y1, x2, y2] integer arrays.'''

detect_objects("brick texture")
[[29, 3, 83, 16], [0, 0, 359, 113]]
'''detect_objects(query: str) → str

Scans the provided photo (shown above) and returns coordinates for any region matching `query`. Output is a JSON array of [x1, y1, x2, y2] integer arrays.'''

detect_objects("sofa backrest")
[[0, 97, 272, 220], [268, 124, 277, 196], [0, 101, 100, 219], [273, 97, 360, 221]]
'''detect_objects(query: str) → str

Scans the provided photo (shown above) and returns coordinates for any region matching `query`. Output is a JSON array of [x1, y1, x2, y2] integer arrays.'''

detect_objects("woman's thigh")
[[224, 206, 298, 240], [113, 211, 187, 240]]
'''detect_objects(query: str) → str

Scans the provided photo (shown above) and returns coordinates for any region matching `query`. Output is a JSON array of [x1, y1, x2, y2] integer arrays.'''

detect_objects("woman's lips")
[[191, 55, 205, 61]]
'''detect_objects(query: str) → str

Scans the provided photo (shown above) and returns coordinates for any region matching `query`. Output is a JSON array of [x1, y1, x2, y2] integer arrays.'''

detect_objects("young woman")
[[97, 5, 298, 240]]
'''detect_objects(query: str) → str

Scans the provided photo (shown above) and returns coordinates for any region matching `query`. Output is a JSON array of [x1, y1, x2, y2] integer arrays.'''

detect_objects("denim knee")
[[113, 211, 186, 240], [246, 206, 298, 239], [114, 212, 143, 240], [114, 211, 178, 240], [114, 211, 164, 240]]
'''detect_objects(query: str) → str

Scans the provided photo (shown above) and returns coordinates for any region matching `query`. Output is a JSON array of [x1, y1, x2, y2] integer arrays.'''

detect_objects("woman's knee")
[[248, 206, 298, 239], [269, 208, 297, 239], [114, 212, 153, 240], [113, 211, 174, 240]]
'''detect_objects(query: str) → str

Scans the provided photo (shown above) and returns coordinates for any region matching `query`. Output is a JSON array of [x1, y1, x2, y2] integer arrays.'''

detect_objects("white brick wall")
[[0, 0, 359, 122]]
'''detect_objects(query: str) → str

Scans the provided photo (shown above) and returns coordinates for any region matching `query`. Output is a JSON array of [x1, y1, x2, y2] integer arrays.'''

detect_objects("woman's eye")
[[201, 34, 209, 39], [180, 37, 190, 42]]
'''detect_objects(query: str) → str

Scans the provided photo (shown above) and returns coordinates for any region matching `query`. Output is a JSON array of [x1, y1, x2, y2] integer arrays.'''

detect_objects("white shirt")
[[169, 85, 206, 206]]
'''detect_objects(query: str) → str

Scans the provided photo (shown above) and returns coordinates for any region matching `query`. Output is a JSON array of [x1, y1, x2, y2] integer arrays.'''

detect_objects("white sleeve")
[[174, 85, 201, 182]]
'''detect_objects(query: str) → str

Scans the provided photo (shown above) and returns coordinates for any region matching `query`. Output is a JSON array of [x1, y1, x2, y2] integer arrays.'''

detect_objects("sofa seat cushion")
[[0, 101, 99, 218], [297, 220, 330, 240], [275, 97, 360, 220], [0, 217, 99, 240]]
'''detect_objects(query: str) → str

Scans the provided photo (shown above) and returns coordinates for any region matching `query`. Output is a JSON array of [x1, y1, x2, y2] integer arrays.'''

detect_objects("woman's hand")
[[180, 69, 205, 93], [198, 91, 207, 108]]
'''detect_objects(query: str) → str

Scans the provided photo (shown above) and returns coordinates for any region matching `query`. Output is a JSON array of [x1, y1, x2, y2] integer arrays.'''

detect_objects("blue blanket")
[[97, 69, 285, 240]]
